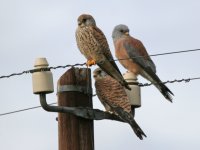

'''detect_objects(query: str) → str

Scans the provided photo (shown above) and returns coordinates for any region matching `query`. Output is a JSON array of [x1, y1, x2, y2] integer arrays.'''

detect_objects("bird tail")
[[113, 107, 147, 140], [98, 61, 131, 90], [154, 81, 174, 102], [141, 69, 174, 102]]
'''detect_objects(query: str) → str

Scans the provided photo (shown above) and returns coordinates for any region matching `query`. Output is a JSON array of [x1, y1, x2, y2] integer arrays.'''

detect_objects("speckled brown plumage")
[[93, 68, 146, 140], [75, 14, 130, 90], [95, 74, 131, 113]]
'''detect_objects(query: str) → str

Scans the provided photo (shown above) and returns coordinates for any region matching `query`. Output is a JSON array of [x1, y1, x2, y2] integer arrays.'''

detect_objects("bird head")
[[77, 14, 96, 27], [112, 24, 130, 41], [93, 68, 107, 81]]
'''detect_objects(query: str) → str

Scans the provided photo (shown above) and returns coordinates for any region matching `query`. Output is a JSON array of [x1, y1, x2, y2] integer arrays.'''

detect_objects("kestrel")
[[112, 24, 174, 102], [75, 14, 130, 90], [93, 68, 147, 140]]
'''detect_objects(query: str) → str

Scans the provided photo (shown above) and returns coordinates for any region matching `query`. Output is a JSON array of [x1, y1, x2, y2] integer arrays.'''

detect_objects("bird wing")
[[122, 37, 174, 100], [91, 26, 122, 75], [122, 37, 156, 73], [120, 37, 164, 84], [95, 75, 131, 113]]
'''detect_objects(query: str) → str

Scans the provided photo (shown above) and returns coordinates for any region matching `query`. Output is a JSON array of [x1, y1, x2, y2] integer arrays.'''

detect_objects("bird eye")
[[93, 75, 97, 78], [82, 19, 86, 22], [120, 29, 123, 32]]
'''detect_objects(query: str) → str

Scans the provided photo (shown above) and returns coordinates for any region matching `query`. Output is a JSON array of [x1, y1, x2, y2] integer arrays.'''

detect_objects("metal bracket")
[[57, 85, 93, 95]]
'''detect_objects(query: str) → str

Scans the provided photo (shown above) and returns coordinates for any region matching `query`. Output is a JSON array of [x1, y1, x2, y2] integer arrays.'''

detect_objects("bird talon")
[[86, 59, 96, 66]]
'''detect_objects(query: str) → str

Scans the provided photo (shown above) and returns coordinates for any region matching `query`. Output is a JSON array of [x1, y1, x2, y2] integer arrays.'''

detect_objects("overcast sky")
[[0, 0, 200, 150]]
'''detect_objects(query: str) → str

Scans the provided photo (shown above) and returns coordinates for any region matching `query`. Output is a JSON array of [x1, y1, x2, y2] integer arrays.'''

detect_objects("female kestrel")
[[93, 68, 146, 140], [75, 14, 130, 90], [112, 24, 174, 102]]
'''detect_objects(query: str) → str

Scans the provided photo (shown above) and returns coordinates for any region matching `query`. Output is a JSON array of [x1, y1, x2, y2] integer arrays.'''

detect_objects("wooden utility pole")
[[57, 68, 94, 150]]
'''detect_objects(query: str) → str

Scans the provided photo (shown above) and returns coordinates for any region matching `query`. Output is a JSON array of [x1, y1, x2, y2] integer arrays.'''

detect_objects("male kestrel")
[[75, 14, 130, 90], [93, 68, 147, 140], [112, 24, 174, 102]]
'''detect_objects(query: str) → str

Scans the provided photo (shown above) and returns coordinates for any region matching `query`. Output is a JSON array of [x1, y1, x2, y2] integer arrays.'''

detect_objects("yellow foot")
[[86, 59, 96, 67]]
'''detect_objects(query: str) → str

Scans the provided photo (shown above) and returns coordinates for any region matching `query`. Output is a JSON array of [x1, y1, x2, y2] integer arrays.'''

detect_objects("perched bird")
[[75, 14, 130, 90], [112, 24, 174, 102], [93, 68, 147, 140]]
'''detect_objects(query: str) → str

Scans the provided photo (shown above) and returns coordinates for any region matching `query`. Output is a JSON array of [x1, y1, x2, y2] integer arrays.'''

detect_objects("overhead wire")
[[138, 76, 200, 87], [113, 48, 200, 61], [0, 102, 56, 116], [0, 48, 200, 117], [1, 75, 200, 117], [0, 48, 200, 79]]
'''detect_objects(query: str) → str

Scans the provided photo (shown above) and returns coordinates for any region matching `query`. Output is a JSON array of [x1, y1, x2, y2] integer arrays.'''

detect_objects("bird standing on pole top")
[[112, 24, 174, 102], [93, 68, 146, 140], [75, 14, 130, 90]]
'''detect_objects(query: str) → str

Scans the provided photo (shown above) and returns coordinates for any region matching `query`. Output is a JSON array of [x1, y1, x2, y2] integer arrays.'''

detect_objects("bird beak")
[[125, 32, 129, 36]]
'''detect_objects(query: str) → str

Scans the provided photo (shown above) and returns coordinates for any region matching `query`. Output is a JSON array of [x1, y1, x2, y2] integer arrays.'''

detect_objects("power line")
[[0, 75, 200, 117], [113, 48, 200, 61], [0, 48, 200, 80], [0, 49, 200, 117], [0, 102, 56, 117], [150, 48, 200, 57]]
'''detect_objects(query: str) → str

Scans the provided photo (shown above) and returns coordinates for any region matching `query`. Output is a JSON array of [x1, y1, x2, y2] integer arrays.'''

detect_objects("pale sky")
[[0, 0, 200, 150]]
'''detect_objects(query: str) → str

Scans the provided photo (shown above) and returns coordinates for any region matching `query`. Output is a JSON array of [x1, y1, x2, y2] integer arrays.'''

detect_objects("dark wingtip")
[[164, 93, 173, 103], [136, 128, 147, 140], [161, 84, 174, 103], [168, 89, 174, 96]]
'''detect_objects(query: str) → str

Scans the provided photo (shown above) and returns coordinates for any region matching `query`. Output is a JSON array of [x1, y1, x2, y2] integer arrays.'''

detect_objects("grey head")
[[112, 24, 130, 41], [77, 14, 96, 27], [93, 68, 107, 81]]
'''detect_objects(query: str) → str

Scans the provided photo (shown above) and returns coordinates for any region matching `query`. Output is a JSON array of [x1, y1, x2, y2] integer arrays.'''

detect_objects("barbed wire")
[[0, 49, 200, 79], [0, 75, 200, 117], [0, 62, 86, 79], [138, 77, 200, 87]]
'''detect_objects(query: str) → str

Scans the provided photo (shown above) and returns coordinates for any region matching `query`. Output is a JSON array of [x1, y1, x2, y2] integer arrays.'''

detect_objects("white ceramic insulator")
[[123, 72, 141, 108], [32, 58, 54, 94]]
